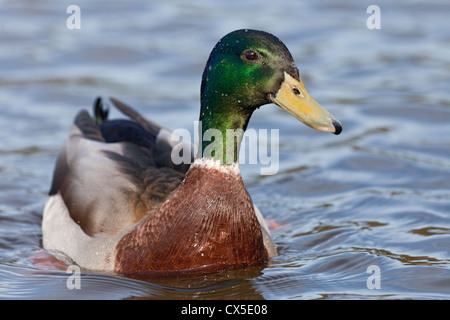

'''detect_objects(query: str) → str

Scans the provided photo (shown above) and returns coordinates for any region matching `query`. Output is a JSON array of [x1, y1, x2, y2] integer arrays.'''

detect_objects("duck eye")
[[243, 50, 259, 62]]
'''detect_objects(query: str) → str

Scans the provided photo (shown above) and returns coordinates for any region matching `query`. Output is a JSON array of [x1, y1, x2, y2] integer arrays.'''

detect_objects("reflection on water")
[[1, 0, 450, 299]]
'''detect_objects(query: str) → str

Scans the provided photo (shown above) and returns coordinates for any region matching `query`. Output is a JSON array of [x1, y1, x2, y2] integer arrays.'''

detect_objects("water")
[[1, 0, 450, 300]]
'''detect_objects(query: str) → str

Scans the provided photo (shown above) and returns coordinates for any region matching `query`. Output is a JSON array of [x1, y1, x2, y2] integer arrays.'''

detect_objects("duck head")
[[199, 29, 342, 163]]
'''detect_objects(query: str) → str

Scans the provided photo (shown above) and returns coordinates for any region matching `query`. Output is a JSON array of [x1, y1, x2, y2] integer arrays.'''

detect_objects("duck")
[[42, 29, 342, 274]]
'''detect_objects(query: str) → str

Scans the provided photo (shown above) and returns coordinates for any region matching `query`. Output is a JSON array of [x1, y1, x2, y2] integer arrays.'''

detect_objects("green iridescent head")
[[198, 29, 342, 163]]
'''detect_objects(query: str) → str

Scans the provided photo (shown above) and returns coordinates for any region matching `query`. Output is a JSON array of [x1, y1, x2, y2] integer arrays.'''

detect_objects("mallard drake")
[[42, 29, 342, 273]]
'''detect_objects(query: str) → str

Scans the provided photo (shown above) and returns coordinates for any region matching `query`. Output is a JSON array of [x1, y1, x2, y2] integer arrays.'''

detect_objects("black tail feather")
[[93, 96, 109, 125]]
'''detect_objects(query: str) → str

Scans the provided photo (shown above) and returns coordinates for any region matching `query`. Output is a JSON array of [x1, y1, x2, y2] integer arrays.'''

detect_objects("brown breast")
[[114, 163, 268, 273]]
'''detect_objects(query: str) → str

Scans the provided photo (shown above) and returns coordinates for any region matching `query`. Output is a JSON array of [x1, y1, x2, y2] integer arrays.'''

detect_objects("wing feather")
[[48, 102, 185, 237]]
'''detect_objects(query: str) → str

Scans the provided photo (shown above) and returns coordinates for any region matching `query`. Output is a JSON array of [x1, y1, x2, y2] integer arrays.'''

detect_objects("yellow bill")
[[270, 72, 342, 135]]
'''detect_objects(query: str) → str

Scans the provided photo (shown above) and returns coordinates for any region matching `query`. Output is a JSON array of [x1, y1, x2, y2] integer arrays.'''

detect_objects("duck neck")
[[198, 94, 254, 164]]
